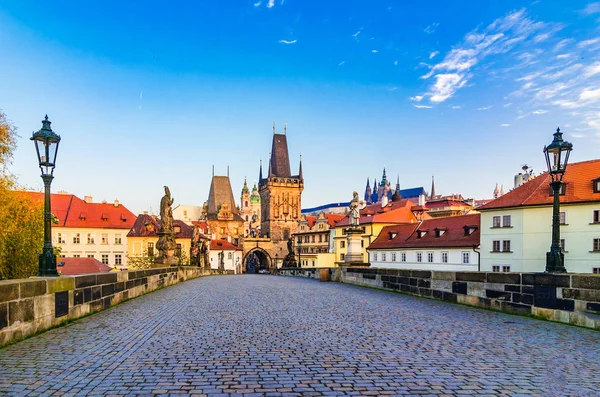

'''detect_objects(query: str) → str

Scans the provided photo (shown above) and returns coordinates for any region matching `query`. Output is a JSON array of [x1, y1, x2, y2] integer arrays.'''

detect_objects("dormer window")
[[417, 230, 428, 239], [388, 232, 397, 239], [174, 225, 181, 234], [101, 213, 108, 221], [463, 225, 477, 236], [434, 228, 447, 237], [145, 223, 155, 232], [594, 178, 600, 193], [79, 212, 86, 220]]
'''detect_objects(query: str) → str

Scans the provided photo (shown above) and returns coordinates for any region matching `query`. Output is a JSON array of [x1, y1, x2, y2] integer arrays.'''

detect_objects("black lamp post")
[[543, 127, 573, 273], [297, 236, 302, 268], [31, 115, 61, 277]]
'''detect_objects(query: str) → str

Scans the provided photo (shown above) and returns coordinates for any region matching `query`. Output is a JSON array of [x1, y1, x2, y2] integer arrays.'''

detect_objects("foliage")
[[176, 249, 190, 266], [0, 111, 18, 174], [127, 250, 155, 270]]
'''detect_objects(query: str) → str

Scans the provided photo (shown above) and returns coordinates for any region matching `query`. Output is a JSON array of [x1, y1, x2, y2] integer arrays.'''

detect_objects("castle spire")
[[364, 177, 372, 203], [259, 159, 263, 182], [430, 175, 436, 199], [298, 153, 303, 179]]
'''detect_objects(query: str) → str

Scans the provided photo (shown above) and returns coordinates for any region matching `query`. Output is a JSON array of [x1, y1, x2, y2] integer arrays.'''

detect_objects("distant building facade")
[[240, 178, 261, 237], [205, 174, 245, 246], [209, 239, 243, 274], [294, 213, 344, 267]]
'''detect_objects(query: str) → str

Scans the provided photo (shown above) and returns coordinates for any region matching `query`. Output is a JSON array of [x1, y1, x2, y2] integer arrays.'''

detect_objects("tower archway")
[[243, 248, 271, 274]]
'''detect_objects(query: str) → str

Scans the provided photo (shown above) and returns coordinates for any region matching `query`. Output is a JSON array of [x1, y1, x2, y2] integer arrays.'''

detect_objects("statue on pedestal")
[[155, 186, 178, 266], [282, 237, 297, 268], [349, 191, 361, 227]]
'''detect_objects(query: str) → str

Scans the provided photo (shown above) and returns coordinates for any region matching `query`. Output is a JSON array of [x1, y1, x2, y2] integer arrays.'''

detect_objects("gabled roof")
[[22, 192, 135, 229], [58, 257, 112, 275], [210, 239, 242, 251], [127, 214, 194, 238], [478, 159, 600, 210], [368, 213, 480, 250], [336, 199, 418, 227], [270, 133, 292, 178], [206, 175, 243, 220]]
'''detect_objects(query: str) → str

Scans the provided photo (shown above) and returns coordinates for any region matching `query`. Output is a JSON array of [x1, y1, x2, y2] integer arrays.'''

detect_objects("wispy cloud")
[[352, 30, 361, 38], [267, 0, 275, 8], [503, 102, 512, 107], [424, 23, 439, 34], [580, 88, 600, 101], [500, 123, 511, 127], [371, 49, 379, 53], [532, 109, 548, 114], [410, 96, 424, 102], [253, 1, 261, 6], [478, 106, 492, 111], [452, 106, 461, 109], [279, 39, 297, 45], [582, 2, 600, 15], [429, 51, 439, 59], [578, 38, 600, 48], [414, 104, 433, 109], [338, 61, 345, 66], [140, 91, 143, 99]]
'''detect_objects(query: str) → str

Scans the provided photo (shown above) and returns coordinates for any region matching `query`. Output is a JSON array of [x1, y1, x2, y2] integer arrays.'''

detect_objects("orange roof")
[[210, 239, 242, 251], [336, 199, 418, 227], [58, 257, 112, 275], [479, 159, 600, 210], [23, 192, 135, 229], [368, 213, 480, 250]]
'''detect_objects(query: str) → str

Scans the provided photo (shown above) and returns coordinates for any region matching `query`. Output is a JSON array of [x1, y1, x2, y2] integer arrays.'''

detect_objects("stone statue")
[[200, 240, 209, 269], [282, 237, 297, 268], [349, 191, 360, 227], [160, 186, 174, 233]]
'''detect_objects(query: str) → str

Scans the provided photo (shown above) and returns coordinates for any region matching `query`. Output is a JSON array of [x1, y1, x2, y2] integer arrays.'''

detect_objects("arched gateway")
[[243, 247, 271, 274]]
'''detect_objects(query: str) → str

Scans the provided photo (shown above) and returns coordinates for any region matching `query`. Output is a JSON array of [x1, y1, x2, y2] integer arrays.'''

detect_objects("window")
[[319, 235, 322, 243], [340, 241, 345, 248], [147, 242, 154, 257], [361, 240, 364, 247], [325, 234, 330, 242], [442, 252, 448, 263], [594, 179, 600, 193], [87, 233, 95, 244], [492, 265, 500, 272], [594, 210, 600, 224], [175, 225, 182, 234], [245, 201, 248, 207], [373, 253, 377, 261], [304, 236, 309, 243], [115, 254, 122, 265], [101, 233, 108, 244], [340, 253, 345, 261], [560, 239, 566, 252], [87, 255, 94, 258], [297, 236, 302, 244], [401, 252, 406, 262], [175, 244, 182, 257], [73, 233, 80, 244], [391, 253, 396, 261], [502, 215, 511, 227], [382, 253, 386, 261], [502, 265, 511, 272], [594, 267, 600, 274], [183, 210, 188, 216], [594, 239, 600, 252], [492, 216, 501, 228], [417, 252, 422, 262], [462, 252, 470, 264], [311, 235, 315, 243], [73, 254, 80, 258], [57, 233, 65, 244], [502, 240, 511, 252], [246, 215, 249, 222], [559, 211, 567, 225], [220, 227, 225, 234], [427, 252, 434, 263], [101, 254, 109, 264], [115, 234, 122, 245], [227, 252, 232, 259], [492, 240, 501, 252]]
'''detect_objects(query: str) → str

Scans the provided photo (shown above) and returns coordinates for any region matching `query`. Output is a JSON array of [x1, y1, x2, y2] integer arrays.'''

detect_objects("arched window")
[[245, 201, 248, 207], [246, 215, 249, 221]]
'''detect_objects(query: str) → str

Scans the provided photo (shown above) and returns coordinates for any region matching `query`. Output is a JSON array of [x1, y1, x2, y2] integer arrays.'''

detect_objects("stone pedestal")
[[155, 231, 177, 267], [344, 227, 365, 264]]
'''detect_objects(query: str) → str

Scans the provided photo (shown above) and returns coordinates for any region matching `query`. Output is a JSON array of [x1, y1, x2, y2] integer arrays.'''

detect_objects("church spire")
[[364, 177, 372, 203], [298, 154, 303, 179], [430, 175, 436, 199], [259, 159, 263, 182], [395, 175, 400, 194], [242, 176, 249, 195]]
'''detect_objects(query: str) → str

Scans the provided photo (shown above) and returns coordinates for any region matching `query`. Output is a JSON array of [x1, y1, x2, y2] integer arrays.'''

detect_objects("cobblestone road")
[[1, 275, 599, 396]]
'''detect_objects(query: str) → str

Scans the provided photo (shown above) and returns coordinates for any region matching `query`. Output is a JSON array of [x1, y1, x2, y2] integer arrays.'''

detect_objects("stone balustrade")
[[0, 266, 210, 346], [278, 267, 600, 329]]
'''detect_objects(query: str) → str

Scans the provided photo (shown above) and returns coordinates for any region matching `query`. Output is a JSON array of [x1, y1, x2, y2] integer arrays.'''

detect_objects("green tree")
[[0, 111, 45, 280], [127, 250, 155, 270]]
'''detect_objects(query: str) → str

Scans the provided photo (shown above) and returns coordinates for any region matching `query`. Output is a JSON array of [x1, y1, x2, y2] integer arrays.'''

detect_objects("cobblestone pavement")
[[1, 275, 599, 396]]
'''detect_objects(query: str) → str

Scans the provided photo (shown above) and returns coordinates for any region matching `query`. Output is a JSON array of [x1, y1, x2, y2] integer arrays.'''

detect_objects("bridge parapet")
[[0, 266, 209, 346]]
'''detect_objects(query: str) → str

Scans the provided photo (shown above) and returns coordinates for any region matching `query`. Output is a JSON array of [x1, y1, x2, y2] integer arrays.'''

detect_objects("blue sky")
[[1, 0, 599, 214]]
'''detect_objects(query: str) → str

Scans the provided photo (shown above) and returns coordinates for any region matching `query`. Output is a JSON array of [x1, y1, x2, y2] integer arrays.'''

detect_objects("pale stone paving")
[[0, 275, 598, 396]]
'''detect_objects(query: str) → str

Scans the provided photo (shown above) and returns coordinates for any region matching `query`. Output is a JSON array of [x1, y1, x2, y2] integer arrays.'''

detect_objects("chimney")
[[114, 199, 119, 207], [381, 195, 389, 208], [84, 196, 93, 203], [418, 193, 426, 206], [514, 173, 524, 188]]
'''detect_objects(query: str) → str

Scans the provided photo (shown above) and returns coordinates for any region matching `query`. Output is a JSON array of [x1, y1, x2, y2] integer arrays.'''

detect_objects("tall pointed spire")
[[242, 176, 249, 195], [259, 159, 263, 182], [273, 122, 276, 134], [395, 175, 400, 194], [380, 168, 387, 186], [371, 177, 379, 203], [268, 152, 273, 177], [430, 175, 436, 200], [298, 153, 303, 179], [364, 177, 372, 203]]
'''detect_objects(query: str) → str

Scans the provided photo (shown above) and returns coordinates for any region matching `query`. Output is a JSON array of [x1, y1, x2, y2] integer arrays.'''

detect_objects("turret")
[[298, 154, 303, 180], [364, 178, 372, 203]]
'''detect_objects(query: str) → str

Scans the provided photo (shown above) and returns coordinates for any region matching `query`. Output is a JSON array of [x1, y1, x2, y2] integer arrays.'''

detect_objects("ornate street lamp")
[[31, 115, 61, 277], [543, 127, 573, 273]]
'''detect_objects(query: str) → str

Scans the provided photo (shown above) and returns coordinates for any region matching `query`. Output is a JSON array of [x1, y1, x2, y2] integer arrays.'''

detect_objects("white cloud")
[[352, 30, 361, 38], [429, 73, 468, 103], [478, 106, 492, 111], [253, 1, 261, 6], [338, 61, 345, 66], [410, 96, 424, 102], [267, 0, 275, 8], [424, 23, 439, 34], [452, 106, 461, 109], [584, 62, 600, 77], [503, 102, 512, 107], [553, 100, 581, 109], [500, 123, 511, 127], [532, 109, 548, 115], [534, 33, 550, 43], [414, 105, 433, 109], [578, 38, 600, 47], [582, 2, 600, 15], [278, 39, 297, 45], [394, 60, 398, 66], [556, 53, 572, 59], [429, 51, 439, 59], [371, 49, 378, 53], [580, 88, 600, 101], [140, 91, 143, 99], [553, 38, 573, 52]]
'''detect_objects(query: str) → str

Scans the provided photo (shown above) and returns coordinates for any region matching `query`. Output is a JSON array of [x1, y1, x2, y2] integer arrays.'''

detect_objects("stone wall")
[[0, 266, 210, 346]]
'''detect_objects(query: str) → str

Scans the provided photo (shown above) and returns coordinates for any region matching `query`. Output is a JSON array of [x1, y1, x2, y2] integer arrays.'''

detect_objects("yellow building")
[[127, 214, 194, 266], [294, 213, 345, 267], [333, 197, 422, 265]]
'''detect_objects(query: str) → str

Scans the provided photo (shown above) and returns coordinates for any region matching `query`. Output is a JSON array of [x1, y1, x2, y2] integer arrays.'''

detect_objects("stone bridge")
[[1, 274, 599, 396]]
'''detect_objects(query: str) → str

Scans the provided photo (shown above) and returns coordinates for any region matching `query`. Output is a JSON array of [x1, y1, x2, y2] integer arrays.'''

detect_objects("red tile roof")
[[127, 214, 194, 238], [368, 213, 480, 250], [22, 192, 135, 229], [324, 214, 345, 227], [336, 199, 418, 227], [210, 239, 242, 251], [478, 159, 600, 210], [57, 257, 112, 275], [305, 215, 317, 228]]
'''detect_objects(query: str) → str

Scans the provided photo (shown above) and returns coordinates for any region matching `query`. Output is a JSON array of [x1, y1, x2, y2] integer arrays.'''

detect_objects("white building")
[[478, 159, 600, 274], [209, 239, 243, 274], [173, 205, 203, 225], [368, 214, 480, 271]]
